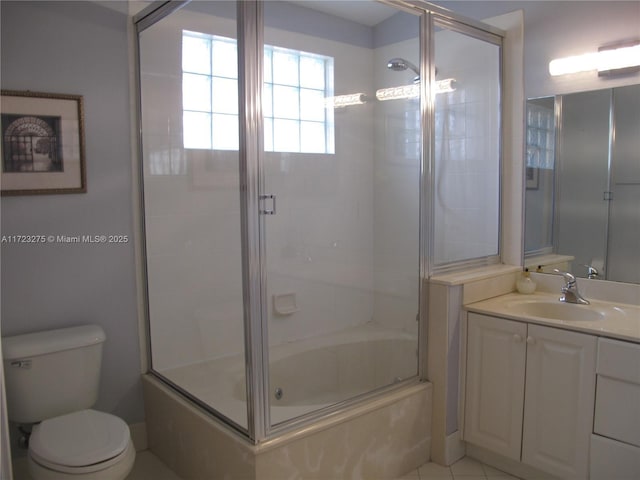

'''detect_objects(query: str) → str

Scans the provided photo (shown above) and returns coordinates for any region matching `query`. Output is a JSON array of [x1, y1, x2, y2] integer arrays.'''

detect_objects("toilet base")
[[27, 438, 135, 480]]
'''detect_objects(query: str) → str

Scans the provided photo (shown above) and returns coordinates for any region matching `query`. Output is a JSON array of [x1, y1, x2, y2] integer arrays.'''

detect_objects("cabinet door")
[[464, 313, 527, 460], [522, 324, 597, 479]]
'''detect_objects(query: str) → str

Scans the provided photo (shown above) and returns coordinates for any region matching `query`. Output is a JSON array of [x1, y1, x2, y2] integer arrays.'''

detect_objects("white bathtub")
[[146, 325, 430, 479], [161, 325, 418, 425], [232, 330, 418, 423]]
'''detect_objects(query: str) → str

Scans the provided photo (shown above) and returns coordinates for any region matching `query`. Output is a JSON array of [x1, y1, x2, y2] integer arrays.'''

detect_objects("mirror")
[[524, 84, 640, 284]]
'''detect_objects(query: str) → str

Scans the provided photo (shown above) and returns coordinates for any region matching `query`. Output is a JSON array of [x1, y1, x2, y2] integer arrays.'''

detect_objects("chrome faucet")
[[583, 264, 599, 280], [553, 269, 590, 305]]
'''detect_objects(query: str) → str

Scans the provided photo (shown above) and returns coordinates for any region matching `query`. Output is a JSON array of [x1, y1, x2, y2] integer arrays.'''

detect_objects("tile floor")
[[401, 456, 520, 480], [14, 451, 519, 480]]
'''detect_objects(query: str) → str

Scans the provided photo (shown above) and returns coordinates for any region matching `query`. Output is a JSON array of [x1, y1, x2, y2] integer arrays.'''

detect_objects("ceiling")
[[290, 0, 399, 27], [124, 0, 402, 27]]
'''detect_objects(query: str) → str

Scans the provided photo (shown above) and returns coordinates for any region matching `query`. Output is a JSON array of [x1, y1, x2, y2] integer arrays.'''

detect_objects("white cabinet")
[[464, 314, 526, 460], [521, 324, 597, 478], [464, 313, 597, 479], [591, 338, 640, 479]]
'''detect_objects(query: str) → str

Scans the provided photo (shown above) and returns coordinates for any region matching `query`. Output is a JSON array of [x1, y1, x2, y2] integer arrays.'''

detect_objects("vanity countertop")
[[465, 292, 640, 343]]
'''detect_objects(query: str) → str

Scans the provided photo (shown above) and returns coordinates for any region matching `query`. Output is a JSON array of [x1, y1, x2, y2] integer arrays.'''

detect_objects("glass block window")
[[182, 31, 335, 154], [526, 103, 555, 170]]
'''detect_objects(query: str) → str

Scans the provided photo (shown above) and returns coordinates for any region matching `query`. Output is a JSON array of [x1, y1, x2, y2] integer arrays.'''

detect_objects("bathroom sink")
[[467, 293, 639, 341], [504, 298, 606, 322]]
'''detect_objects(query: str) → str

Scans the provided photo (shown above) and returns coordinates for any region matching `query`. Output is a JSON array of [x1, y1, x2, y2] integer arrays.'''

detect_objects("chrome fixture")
[[583, 264, 599, 280], [553, 269, 590, 305], [387, 57, 420, 84], [274, 387, 283, 400], [387, 57, 420, 75]]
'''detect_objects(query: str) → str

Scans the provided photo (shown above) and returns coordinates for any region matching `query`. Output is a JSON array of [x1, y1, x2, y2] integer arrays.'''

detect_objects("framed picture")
[[1, 90, 86, 195], [526, 166, 539, 190]]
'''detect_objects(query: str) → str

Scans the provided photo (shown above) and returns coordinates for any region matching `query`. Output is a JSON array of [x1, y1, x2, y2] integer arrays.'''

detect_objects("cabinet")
[[591, 338, 640, 479], [464, 313, 597, 478]]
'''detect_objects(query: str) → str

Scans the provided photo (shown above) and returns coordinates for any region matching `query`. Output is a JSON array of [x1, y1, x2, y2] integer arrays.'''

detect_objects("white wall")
[[0, 1, 143, 424]]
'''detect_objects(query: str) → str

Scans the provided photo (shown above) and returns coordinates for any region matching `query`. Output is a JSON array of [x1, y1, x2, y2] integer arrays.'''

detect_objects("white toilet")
[[2, 325, 136, 480]]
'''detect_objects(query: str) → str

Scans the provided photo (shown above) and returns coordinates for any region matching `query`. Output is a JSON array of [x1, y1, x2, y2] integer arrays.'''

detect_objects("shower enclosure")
[[136, 0, 502, 445]]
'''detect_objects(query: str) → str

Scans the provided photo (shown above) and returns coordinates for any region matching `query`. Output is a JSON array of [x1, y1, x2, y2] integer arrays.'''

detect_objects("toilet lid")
[[30, 409, 130, 468]]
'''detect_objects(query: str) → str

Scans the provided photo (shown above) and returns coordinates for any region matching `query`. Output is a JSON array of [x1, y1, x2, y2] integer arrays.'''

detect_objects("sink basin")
[[504, 298, 606, 322], [467, 292, 639, 341]]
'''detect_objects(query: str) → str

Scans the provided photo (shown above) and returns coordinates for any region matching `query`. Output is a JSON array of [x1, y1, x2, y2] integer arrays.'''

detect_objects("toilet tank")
[[2, 325, 106, 424]]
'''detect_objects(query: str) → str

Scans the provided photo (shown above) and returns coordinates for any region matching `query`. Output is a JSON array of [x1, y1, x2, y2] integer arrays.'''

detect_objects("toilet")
[[2, 325, 135, 480]]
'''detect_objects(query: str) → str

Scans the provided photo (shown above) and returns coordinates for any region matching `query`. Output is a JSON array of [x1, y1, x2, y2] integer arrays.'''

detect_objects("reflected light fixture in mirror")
[[549, 41, 640, 76], [375, 78, 456, 101], [326, 93, 368, 108]]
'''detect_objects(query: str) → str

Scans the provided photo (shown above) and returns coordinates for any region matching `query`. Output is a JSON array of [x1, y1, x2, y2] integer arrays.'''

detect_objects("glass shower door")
[[138, 1, 248, 431], [261, 1, 422, 427]]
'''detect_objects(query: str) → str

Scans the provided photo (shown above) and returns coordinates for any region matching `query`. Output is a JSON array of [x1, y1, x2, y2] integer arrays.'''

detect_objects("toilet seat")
[[28, 409, 134, 478], [29, 441, 135, 476]]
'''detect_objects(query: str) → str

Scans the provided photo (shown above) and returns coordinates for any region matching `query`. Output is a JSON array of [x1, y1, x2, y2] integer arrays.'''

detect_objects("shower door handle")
[[260, 194, 276, 215]]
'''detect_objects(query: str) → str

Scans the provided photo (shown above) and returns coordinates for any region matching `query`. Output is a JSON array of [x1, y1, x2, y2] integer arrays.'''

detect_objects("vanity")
[[461, 289, 640, 479]]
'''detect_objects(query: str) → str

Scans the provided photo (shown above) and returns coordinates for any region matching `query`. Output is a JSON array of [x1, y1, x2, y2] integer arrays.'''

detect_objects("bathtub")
[[144, 325, 432, 479], [234, 329, 418, 424]]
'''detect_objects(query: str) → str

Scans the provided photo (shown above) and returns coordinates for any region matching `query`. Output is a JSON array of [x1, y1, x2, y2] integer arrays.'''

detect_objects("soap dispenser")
[[516, 268, 536, 294]]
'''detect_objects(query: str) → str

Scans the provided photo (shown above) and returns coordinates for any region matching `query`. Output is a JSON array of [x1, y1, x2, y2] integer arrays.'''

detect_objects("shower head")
[[387, 57, 420, 76]]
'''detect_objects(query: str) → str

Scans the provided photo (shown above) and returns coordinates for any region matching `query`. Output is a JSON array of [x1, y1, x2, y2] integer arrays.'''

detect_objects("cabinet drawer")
[[594, 338, 640, 447], [597, 338, 640, 383], [590, 434, 640, 480], [594, 376, 640, 447]]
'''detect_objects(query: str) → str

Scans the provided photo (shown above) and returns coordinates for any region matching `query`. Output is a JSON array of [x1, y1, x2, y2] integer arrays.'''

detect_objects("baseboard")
[[466, 444, 561, 480], [444, 431, 465, 465], [129, 421, 148, 452]]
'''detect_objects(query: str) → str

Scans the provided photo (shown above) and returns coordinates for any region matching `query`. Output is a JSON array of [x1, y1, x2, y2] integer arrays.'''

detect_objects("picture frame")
[[1, 90, 86, 196], [526, 166, 539, 190]]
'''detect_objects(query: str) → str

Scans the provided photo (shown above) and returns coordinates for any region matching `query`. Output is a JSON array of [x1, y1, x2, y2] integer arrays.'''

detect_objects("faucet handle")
[[553, 269, 576, 285]]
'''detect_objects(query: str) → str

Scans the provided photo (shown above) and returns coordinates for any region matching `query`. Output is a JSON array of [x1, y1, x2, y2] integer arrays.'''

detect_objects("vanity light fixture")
[[549, 41, 640, 77], [375, 78, 457, 101]]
